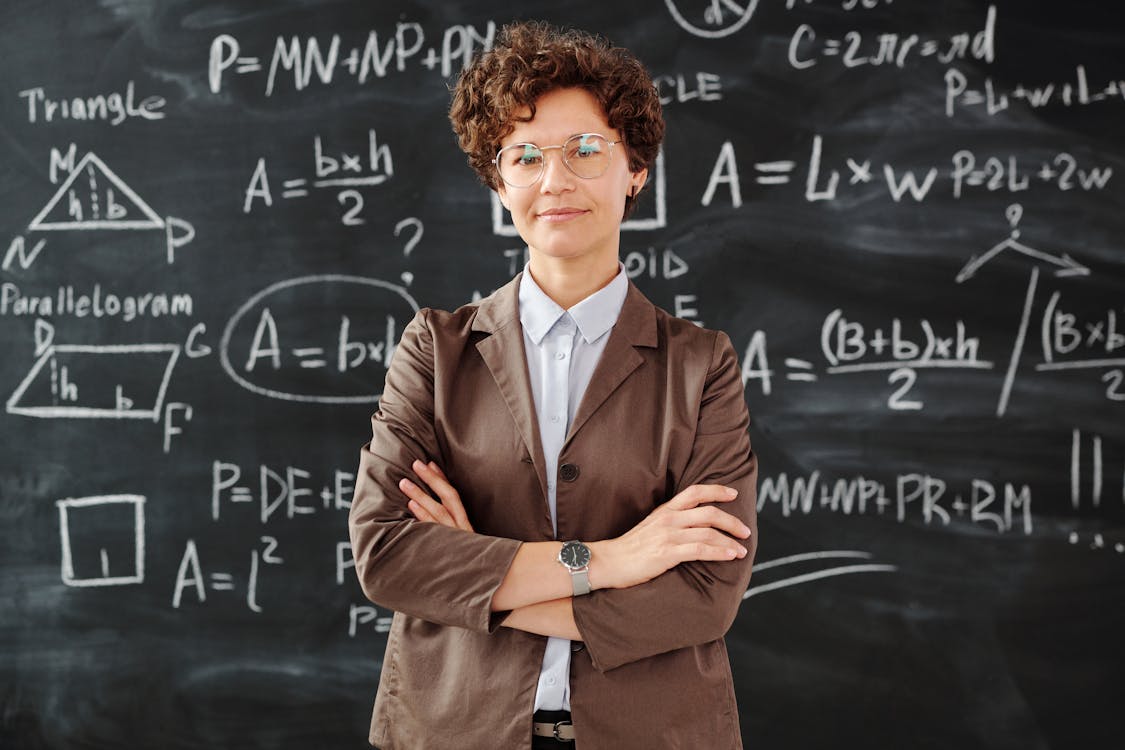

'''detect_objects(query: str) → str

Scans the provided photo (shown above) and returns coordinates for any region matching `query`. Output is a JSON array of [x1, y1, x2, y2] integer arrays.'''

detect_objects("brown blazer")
[[349, 273, 758, 749]]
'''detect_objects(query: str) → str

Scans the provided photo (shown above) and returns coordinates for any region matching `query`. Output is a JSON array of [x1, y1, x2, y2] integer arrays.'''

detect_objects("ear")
[[629, 167, 649, 197]]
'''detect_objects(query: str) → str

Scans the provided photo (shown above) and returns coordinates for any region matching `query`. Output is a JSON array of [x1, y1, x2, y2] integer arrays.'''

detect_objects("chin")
[[530, 245, 586, 261]]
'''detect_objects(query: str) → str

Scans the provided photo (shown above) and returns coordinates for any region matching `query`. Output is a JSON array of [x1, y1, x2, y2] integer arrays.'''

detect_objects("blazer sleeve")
[[571, 330, 758, 672], [348, 308, 522, 633]]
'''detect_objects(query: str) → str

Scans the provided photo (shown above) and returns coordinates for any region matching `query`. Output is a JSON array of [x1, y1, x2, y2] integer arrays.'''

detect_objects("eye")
[[514, 144, 542, 167], [572, 134, 603, 158]]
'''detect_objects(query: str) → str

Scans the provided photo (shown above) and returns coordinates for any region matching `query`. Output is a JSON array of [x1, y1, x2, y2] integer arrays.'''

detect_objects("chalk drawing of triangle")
[[28, 152, 164, 231]]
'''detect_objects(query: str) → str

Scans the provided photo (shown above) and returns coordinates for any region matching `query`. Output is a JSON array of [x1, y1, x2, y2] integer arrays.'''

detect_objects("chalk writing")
[[946, 65, 1125, 117], [1068, 533, 1125, 554], [698, 138, 1115, 210], [1069, 429, 1125, 510], [173, 536, 283, 612], [17, 81, 166, 125], [1040, 294, 1125, 370], [788, 5, 995, 70], [956, 206, 1099, 415], [243, 129, 394, 224], [57, 495, 146, 586], [2, 6, 1122, 746], [743, 550, 898, 600], [212, 460, 354, 524], [219, 275, 418, 404], [759, 471, 1033, 534], [10, 147, 195, 266], [785, 0, 896, 9], [654, 72, 723, 105], [0, 283, 193, 320], [8, 344, 180, 421], [208, 22, 496, 95], [663, 0, 760, 39], [348, 603, 394, 636]]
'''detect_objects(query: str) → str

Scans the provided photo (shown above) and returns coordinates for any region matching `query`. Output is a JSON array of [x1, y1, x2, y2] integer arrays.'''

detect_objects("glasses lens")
[[564, 134, 611, 179], [497, 144, 543, 188]]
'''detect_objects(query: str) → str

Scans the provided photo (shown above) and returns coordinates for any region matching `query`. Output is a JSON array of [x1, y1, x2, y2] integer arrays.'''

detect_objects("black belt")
[[532, 709, 575, 742]]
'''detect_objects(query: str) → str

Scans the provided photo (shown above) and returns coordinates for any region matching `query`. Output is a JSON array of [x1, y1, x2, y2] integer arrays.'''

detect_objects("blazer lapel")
[[472, 274, 550, 501], [563, 281, 658, 451]]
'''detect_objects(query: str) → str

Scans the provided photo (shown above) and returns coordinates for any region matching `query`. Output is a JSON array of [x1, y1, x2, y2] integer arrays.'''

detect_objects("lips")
[[537, 208, 588, 223]]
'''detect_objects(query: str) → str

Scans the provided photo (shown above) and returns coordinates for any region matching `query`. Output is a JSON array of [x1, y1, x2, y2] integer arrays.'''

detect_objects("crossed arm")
[[349, 311, 757, 670], [400, 459, 752, 640]]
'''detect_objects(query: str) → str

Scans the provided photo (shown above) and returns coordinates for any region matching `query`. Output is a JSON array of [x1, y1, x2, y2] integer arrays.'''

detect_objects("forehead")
[[502, 87, 614, 146]]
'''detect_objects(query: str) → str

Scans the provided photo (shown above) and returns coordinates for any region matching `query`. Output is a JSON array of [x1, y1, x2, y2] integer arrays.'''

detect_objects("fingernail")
[[726, 488, 738, 498], [741, 524, 752, 537], [428, 461, 438, 470], [412, 459, 425, 471], [738, 545, 747, 557], [400, 478, 415, 490]]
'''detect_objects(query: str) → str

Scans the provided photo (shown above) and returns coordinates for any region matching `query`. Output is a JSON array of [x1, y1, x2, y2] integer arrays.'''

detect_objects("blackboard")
[[2, 1, 1123, 748]]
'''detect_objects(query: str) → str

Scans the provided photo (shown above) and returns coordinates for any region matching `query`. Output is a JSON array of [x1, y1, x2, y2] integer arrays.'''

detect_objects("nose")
[[538, 148, 575, 194]]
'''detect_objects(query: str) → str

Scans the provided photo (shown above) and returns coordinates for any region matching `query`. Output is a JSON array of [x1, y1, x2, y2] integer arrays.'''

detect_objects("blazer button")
[[571, 642, 585, 653], [559, 463, 580, 482]]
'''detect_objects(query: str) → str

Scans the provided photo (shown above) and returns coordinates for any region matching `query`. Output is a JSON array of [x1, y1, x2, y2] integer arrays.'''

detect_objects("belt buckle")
[[553, 720, 573, 742]]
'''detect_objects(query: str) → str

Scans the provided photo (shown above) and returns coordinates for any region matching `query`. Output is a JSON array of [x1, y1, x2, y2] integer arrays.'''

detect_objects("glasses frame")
[[493, 133, 623, 189]]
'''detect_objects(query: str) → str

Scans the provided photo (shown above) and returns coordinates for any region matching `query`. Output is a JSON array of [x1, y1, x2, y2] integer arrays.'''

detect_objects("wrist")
[[585, 540, 616, 591]]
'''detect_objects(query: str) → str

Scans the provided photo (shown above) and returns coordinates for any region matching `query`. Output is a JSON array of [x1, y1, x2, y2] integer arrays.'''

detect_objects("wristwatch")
[[558, 540, 592, 596]]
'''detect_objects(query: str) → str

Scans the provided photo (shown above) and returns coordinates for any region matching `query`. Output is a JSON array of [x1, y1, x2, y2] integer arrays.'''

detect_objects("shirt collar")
[[518, 262, 628, 345]]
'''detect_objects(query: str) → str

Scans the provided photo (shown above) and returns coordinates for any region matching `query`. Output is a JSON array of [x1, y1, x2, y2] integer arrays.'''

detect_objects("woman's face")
[[496, 87, 647, 270]]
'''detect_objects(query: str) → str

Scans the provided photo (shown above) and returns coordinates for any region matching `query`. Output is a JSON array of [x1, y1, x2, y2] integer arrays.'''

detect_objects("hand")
[[589, 484, 750, 591], [399, 460, 475, 532]]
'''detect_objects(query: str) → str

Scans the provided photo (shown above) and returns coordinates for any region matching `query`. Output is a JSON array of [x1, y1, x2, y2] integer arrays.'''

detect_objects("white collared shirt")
[[517, 262, 629, 711]]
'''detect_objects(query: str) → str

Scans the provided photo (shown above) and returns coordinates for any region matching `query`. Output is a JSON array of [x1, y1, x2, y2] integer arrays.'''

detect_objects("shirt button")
[[550, 415, 560, 423], [559, 463, 580, 482], [555, 351, 566, 360], [546, 676, 557, 686]]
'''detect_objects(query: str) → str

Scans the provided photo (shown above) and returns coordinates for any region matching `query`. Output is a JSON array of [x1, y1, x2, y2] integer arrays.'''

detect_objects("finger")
[[665, 484, 738, 511], [672, 527, 748, 558], [413, 460, 473, 532], [674, 540, 747, 563], [412, 460, 457, 501], [677, 505, 752, 538], [407, 499, 438, 524], [399, 477, 456, 527]]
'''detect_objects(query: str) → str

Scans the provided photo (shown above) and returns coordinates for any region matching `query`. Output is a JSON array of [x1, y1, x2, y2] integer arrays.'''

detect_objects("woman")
[[349, 20, 758, 750]]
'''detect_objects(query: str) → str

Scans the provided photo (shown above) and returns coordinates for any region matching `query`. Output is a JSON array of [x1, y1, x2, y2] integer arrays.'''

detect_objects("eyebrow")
[[508, 131, 605, 144]]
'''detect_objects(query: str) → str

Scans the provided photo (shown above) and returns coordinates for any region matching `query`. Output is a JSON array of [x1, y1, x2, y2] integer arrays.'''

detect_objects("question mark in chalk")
[[394, 217, 424, 286], [1005, 203, 1023, 239]]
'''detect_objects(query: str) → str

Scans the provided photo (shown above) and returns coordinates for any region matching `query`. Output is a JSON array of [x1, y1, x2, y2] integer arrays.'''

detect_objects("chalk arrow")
[[1054, 253, 1090, 277], [956, 236, 1090, 283]]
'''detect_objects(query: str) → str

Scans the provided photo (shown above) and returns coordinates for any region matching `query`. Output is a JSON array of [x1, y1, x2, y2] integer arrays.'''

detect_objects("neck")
[[527, 253, 620, 309]]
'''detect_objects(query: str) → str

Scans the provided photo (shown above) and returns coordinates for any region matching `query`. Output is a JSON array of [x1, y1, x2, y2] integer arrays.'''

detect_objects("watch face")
[[561, 541, 590, 569]]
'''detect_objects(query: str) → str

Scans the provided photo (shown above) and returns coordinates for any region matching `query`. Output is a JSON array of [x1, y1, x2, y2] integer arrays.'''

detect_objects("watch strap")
[[571, 567, 591, 596]]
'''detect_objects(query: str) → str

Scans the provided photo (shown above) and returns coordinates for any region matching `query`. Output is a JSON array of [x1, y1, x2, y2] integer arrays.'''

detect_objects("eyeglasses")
[[494, 133, 622, 189]]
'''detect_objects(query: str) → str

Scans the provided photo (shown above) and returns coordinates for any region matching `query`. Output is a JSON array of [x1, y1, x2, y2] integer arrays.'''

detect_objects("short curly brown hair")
[[449, 20, 665, 218]]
